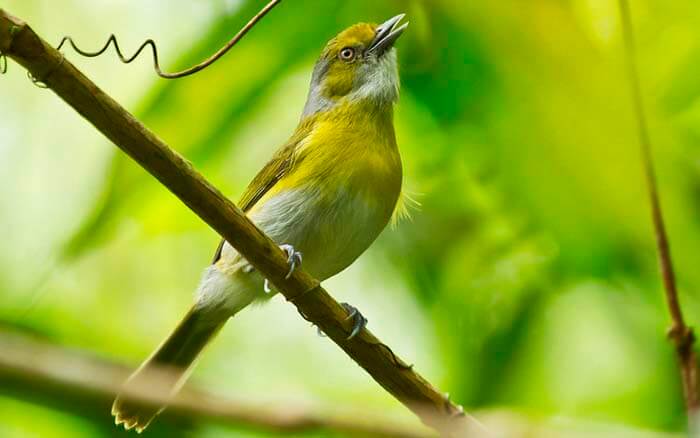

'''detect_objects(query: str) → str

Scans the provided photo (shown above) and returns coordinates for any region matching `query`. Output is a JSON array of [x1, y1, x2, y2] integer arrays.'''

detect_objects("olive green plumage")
[[113, 14, 409, 433]]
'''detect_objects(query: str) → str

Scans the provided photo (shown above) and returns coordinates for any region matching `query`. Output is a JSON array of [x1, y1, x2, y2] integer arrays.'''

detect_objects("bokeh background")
[[1, 0, 699, 437]]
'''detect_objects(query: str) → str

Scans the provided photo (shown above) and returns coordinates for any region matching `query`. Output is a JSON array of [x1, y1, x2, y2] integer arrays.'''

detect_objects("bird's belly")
[[248, 184, 393, 281]]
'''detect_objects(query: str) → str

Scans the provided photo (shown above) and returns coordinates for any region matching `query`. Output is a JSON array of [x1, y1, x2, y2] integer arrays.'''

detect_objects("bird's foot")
[[280, 244, 303, 279], [263, 244, 302, 294], [341, 302, 368, 340]]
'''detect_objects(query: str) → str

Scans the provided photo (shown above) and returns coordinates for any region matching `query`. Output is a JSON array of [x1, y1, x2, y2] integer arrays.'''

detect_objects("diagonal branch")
[[617, 0, 699, 425], [0, 8, 484, 437]]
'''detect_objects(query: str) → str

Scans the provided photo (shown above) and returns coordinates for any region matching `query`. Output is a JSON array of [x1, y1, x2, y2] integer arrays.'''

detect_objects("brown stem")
[[617, 0, 699, 422], [0, 8, 485, 437]]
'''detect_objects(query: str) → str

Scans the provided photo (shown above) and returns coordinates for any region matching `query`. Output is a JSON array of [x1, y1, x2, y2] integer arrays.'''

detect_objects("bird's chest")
[[250, 156, 400, 280]]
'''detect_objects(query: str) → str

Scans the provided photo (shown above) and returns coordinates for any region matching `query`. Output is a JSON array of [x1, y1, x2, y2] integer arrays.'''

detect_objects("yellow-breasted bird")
[[112, 14, 409, 432]]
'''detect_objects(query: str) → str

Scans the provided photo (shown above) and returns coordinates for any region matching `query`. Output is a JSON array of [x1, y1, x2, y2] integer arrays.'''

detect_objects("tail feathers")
[[112, 308, 224, 432]]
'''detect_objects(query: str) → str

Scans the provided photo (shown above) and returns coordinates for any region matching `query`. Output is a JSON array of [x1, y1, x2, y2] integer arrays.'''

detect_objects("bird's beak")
[[368, 14, 409, 56]]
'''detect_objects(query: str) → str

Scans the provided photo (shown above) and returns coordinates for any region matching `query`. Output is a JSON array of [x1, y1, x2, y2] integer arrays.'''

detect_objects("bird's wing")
[[211, 122, 313, 264], [237, 141, 298, 213]]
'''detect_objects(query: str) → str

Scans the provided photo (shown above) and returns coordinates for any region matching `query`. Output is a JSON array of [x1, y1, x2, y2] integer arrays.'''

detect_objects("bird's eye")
[[339, 47, 356, 62]]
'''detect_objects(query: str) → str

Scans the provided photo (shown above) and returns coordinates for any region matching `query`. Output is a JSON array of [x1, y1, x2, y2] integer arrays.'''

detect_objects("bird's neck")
[[305, 95, 393, 122], [303, 85, 398, 119], [302, 98, 396, 148]]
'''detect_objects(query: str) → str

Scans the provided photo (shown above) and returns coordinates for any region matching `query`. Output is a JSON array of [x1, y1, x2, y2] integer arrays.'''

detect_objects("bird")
[[112, 13, 409, 432]]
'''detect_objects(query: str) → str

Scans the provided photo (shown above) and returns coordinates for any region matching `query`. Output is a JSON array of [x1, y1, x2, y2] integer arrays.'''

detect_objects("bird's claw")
[[280, 244, 303, 279], [341, 302, 368, 340], [263, 244, 302, 294]]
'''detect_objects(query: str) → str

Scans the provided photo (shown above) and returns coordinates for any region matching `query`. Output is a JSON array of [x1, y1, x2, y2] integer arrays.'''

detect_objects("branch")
[[0, 8, 484, 437], [0, 330, 432, 438], [617, 0, 700, 425], [1, 330, 688, 438]]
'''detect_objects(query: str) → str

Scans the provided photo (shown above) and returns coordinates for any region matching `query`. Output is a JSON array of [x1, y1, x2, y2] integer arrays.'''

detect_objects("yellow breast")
[[283, 99, 402, 212], [249, 100, 403, 280]]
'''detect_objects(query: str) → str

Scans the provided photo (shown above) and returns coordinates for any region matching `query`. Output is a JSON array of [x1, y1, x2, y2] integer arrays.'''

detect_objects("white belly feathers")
[[247, 183, 389, 281]]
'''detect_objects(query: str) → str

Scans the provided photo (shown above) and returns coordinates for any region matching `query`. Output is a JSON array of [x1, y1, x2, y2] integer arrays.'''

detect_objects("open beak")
[[368, 14, 409, 56]]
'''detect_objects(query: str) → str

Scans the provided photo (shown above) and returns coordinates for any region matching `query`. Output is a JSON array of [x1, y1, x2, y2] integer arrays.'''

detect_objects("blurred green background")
[[1, 0, 698, 436]]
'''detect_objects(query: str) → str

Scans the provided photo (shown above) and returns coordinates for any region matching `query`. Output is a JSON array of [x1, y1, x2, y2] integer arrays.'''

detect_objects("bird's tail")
[[111, 307, 225, 432]]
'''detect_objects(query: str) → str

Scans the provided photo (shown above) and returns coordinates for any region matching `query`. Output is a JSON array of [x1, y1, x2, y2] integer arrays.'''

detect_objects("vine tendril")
[[58, 0, 282, 79], [2, 0, 283, 80]]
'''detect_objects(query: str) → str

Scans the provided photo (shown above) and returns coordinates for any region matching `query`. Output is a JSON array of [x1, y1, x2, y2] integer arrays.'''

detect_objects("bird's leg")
[[263, 244, 302, 294], [341, 303, 368, 340]]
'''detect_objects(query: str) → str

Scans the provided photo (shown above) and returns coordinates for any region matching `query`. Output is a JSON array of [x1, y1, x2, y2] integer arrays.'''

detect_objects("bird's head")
[[303, 14, 408, 117]]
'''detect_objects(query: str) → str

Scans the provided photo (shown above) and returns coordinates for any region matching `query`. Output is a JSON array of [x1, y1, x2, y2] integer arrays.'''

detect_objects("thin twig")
[[0, 8, 484, 437], [56, 0, 283, 79], [617, 0, 699, 423]]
